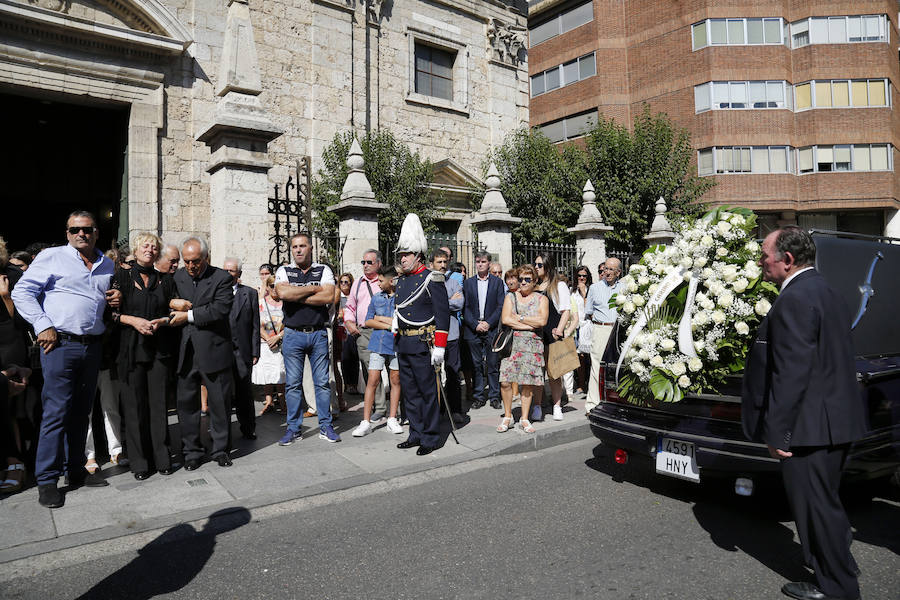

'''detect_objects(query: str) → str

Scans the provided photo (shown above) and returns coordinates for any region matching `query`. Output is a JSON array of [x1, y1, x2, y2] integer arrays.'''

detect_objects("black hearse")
[[588, 231, 900, 494]]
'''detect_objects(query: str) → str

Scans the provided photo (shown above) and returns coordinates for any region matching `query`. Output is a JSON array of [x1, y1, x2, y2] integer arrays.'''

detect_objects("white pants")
[[85, 369, 123, 460], [585, 325, 614, 412]]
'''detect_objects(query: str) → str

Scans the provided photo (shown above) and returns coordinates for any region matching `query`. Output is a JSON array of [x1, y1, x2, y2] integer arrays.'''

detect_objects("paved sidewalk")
[[0, 393, 591, 563]]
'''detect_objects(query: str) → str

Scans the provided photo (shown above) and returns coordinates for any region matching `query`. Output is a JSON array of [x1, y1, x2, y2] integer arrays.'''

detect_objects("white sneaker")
[[553, 405, 564, 421], [385, 417, 403, 434], [352, 420, 372, 437]]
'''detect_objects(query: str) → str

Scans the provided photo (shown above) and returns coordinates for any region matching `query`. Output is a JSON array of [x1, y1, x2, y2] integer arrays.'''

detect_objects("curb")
[[0, 420, 594, 566]]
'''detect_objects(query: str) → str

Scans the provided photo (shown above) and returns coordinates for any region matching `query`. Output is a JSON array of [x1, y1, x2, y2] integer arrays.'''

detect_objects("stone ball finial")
[[346, 138, 365, 171], [485, 162, 501, 191], [342, 137, 373, 197], [655, 196, 667, 216], [582, 179, 596, 204], [645, 196, 675, 245]]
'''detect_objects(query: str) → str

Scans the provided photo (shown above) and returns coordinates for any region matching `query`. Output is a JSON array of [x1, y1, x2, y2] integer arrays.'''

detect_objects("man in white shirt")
[[583, 257, 622, 413]]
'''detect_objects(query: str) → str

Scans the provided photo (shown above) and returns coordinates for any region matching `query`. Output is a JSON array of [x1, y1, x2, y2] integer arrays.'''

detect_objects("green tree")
[[584, 106, 714, 252], [310, 129, 441, 257], [483, 127, 587, 244]]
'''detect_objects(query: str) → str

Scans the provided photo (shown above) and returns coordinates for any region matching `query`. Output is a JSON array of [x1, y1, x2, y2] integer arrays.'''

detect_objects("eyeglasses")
[[361, 260, 376, 265], [518, 277, 533, 283], [533, 262, 544, 268], [67, 226, 94, 235], [340, 280, 351, 285]]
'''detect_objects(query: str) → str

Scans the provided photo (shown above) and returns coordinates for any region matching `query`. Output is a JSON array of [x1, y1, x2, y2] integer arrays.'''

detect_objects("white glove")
[[391, 313, 399, 334], [431, 346, 445, 367]]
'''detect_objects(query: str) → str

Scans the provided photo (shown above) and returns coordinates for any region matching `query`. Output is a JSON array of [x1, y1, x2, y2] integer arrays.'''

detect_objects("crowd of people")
[[0, 210, 625, 508]]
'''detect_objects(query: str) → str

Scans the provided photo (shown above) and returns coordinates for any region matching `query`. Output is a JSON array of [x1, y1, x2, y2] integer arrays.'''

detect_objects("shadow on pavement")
[[73, 507, 252, 600]]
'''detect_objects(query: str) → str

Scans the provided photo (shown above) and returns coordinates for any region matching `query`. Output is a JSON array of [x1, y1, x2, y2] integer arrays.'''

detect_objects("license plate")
[[655, 437, 700, 482]]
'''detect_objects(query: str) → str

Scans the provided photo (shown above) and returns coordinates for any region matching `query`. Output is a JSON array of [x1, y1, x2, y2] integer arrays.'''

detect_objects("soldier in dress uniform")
[[393, 214, 451, 456]]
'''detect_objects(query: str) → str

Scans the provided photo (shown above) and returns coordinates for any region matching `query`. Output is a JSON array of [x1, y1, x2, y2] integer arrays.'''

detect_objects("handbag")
[[547, 336, 581, 380], [491, 293, 517, 357], [263, 300, 282, 352]]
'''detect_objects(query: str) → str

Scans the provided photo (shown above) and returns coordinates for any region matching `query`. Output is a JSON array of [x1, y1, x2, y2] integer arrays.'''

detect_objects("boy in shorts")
[[352, 265, 403, 436]]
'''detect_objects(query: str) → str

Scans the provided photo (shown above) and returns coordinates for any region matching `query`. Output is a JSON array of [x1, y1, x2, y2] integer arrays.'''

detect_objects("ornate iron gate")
[[268, 156, 312, 266]]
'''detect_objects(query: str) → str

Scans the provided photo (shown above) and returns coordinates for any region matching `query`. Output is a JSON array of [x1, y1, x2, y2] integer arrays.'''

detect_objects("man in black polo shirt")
[[275, 233, 339, 445]]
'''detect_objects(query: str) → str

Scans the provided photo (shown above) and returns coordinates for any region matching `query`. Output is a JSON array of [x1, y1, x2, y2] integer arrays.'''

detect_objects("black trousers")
[[782, 445, 859, 599], [341, 334, 359, 387], [444, 339, 462, 414], [232, 362, 255, 437], [398, 351, 440, 448], [177, 363, 233, 462], [120, 358, 172, 473]]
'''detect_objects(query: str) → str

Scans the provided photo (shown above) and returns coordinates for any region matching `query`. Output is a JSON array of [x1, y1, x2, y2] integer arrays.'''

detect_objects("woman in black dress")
[[115, 233, 179, 480]]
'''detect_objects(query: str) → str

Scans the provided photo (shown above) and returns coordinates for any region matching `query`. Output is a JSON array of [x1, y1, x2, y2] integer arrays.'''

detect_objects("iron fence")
[[511, 241, 583, 276]]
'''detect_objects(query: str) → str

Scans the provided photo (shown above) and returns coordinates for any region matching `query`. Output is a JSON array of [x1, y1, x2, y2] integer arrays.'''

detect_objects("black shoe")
[[67, 469, 109, 488], [397, 439, 421, 449], [38, 483, 63, 508], [158, 466, 177, 476], [133, 471, 152, 481], [184, 459, 201, 471], [242, 432, 257, 440], [781, 581, 850, 600], [470, 400, 486, 409], [416, 445, 436, 456], [215, 455, 233, 467], [489, 399, 502, 409]]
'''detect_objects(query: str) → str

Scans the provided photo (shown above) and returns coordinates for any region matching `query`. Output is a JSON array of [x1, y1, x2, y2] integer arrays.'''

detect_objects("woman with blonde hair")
[[253, 274, 286, 414]]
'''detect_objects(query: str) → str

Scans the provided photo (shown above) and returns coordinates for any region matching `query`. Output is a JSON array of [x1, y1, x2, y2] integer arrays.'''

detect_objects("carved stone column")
[[197, 0, 282, 268], [470, 163, 520, 269], [568, 180, 613, 271], [328, 138, 387, 278]]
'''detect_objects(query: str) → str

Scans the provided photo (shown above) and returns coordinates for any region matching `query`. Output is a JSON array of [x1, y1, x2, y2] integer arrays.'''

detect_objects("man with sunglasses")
[[13, 211, 117, 507], [583, 258, 623, 413]]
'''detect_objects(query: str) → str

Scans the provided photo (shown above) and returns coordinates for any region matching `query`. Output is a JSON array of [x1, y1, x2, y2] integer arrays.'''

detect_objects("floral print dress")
[[499, 293, 545, 386]]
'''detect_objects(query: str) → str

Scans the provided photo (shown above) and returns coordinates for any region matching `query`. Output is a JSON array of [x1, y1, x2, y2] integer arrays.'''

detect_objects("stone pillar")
[[197, 0, 282, 269], [568, 180, 613, 271], [328, 138, 387, 279], [469, 163, 520, 269], [644, 196, 675, 247]]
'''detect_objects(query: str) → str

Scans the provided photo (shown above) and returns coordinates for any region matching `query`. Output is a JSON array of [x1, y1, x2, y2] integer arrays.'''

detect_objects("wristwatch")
[[518, 314, 524, 322]]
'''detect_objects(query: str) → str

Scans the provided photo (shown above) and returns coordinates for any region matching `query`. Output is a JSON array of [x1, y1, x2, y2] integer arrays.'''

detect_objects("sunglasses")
[[518, 277, 533, 283], [361, 260, 376, 265], [577, 274, 588, 278], [340, 280, 351, 285], [268, 284, 275, 288], [67, 226, 94, 235], [124, 259, 136, 266]]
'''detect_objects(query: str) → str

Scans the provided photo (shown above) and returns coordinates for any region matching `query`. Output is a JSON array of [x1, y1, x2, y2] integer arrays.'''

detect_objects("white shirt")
[[780, 266, 814, 291]]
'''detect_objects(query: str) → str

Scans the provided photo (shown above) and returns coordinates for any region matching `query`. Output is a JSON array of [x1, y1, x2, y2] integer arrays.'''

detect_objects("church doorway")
[[0, 93, 129, 253]]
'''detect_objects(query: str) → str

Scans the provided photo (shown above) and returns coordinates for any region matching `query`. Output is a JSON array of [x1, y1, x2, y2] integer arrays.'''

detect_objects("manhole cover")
[[186, 478, 208, 487]]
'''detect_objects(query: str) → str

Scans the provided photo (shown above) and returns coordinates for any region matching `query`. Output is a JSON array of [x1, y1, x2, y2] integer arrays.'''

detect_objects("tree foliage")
[[310, 129, 441, 255], [488, 106, 714, 250]]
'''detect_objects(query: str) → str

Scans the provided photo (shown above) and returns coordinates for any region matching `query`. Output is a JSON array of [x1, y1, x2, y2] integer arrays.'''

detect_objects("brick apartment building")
[[527, 0, 900, 237]]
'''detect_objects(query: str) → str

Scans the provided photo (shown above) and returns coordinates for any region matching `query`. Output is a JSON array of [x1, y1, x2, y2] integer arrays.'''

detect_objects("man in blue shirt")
[[583, 258, 623, 413], [12, 211, 116, 508]]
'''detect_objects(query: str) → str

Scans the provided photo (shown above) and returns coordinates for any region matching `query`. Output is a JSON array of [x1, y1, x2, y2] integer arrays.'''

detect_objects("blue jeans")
[[36, 339, 102, 484], [283, 328, 332, 433]]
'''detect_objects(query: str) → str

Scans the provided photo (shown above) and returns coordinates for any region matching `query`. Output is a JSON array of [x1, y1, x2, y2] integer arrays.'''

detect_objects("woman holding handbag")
[[534, 253, 570, 421], [497, 265, 548, 434], [570, 265, 593, 396], [253, 275, 286, 415]]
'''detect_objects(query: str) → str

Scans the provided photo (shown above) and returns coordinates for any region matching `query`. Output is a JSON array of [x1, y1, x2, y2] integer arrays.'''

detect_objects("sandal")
[[85, 458, 99, 474], [0, 462, 25, 493], [496, 416, 513, 433], [519, 418, 536, 434], [258, 400, 274, 416]]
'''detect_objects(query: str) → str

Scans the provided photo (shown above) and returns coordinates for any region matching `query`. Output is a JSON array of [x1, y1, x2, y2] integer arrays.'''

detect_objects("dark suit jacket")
[[230, 284, 261, 377], [741, 269, 867, 449], [173, 266, 234, 375], [462, 274, 505, 339]]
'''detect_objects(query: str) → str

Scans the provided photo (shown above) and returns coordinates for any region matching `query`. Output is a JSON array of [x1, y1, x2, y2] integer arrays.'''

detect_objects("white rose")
[[717, 292, 734, 307], [716, 246, 729, 258], [700, 235, 714, 248], [745, 241, 759, 253], [692, 311, 708, 326], [679, 256, 693, 269], [711, 310, 726, 324], [660, 338, 676, 351], [647, 283, 659, 295], [755, 298, 771, 316], [630, 264, 645, 274], [688, 357, 703, 372], [653, 263, 666, 275], [628, 281, 639, 293], [701, 298, 715, 311], [638, 348, 651, 360], [730, 214, 745, 226], [638, 275, 650, 286], [735, 321, 750, 336], [693, 256, 708, 268], [633, 295, 645, 307], [677, 375, 691, 388], [683, 270, 693, 282], [732, 278, 749, 293], [716, 221, 732, 235], [702, 267, 715, 280], [650, 354, 664, 368], [694, 341, 705, 353], [615, 294, 626, 305], [623, 301, 636, 314], [670, 362, 686, 376], [631, 361, 645, 375], [721, 265, 738, 282]]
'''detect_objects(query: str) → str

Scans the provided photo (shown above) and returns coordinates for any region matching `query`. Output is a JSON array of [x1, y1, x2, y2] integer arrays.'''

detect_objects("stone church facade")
[[0, 0, 528, 271]]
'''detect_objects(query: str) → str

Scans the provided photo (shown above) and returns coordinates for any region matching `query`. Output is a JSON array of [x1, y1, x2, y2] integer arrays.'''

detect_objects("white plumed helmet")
[[396, 213, 427, 255]]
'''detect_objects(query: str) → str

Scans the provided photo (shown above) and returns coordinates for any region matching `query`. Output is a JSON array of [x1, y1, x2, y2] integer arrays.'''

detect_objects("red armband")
[[433, 330, 448, 348]]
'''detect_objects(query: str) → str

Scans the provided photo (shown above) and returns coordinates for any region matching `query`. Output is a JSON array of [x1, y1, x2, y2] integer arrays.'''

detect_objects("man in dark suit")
[[742, 226, 866, 600], [224, 258, 260, 440], [463, 251, 506, 409], [169, 237, 235, 469]]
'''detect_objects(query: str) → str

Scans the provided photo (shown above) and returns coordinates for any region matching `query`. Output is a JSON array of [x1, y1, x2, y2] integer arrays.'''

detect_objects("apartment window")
[[694, 81, 791, 112], [794, 79, 889, 110], [693, 17, 784, 50], [697, 146, 791, 175], [414, 43, 454, 101], [796, 144, 892, 173], [791, 15, 887, 48], [531, 52, 596, 97], [529, 1, 593, 47], [539, 110, 597, 143]]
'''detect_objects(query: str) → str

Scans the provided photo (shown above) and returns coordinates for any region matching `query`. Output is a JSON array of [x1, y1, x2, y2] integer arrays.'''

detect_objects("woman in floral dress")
[[498, 265, 548, 434]]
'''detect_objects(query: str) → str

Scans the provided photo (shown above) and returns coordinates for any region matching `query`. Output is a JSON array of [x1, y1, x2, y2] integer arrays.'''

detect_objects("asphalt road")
[[4, 439, 898, 600]]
